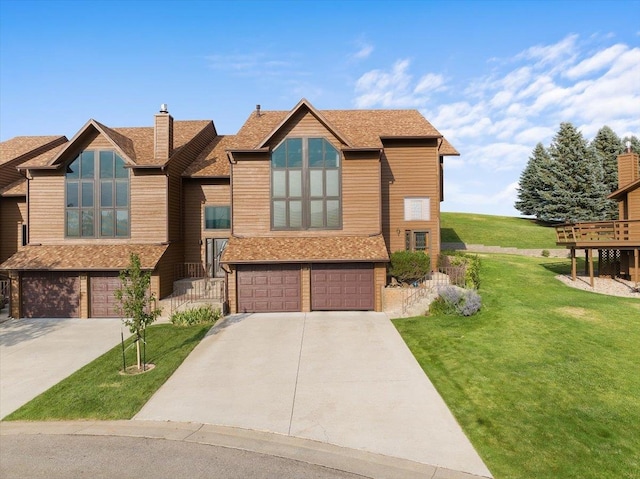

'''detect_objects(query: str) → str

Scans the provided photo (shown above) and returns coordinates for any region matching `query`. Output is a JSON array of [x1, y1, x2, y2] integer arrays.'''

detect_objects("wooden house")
[[555, 145, 640, 285], [0, 99, 457, 318]]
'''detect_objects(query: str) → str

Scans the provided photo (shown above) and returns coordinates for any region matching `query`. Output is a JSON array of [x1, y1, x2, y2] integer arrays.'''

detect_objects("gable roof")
[[0, 135, 67, 167], [19, 119, 213, 170], [0, 178, 27, 197], [609, 177, 640, 200], [183, 135, 233, 177]]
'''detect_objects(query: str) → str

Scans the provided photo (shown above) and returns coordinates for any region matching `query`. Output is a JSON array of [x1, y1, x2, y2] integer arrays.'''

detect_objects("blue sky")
[[1, 0, 638, 216]]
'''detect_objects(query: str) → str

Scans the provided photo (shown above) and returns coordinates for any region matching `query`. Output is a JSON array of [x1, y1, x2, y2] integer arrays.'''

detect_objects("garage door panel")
[[311, 263, 374, 311], [90, 273, 121, 318], [237, 265, 301, 313], [22, 272, 80, 318]]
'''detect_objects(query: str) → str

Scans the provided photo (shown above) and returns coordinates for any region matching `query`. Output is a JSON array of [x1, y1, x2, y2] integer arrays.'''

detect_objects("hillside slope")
[[441, 212, 559, 249]]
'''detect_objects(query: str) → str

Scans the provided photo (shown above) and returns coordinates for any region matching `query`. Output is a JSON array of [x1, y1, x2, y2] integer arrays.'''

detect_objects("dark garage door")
[[91, 273, 121, 318], [237, 264, 301, 313], [311, 263, 374, 311], [21, 272, 80, 318]]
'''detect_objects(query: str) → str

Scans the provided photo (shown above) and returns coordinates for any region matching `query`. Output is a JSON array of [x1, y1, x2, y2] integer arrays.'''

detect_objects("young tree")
[[538, 122, 608, 222], [591, 126, 623, 219], [515, 143, 553, 217], [115, 253, 162, 370]]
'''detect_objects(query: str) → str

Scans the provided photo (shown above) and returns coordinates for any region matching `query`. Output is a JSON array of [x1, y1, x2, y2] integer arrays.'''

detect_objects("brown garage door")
[[311, 263, 374, 311], [91, 273, 121, 318], [237, 264, 301, 313], [21, 272, 80, 318]]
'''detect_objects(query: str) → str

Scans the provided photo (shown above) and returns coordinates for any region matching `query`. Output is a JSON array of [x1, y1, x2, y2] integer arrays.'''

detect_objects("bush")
[[541, 249, 550, 257], [439, 252, 481, 289], [429, 285, 482, 317], [389, 251, 431, 284], [170, 305, 221, 326]]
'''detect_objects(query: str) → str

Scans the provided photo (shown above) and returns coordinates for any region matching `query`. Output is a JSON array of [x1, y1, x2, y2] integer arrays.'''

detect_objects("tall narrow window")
[[271, 137, 341, 230], [65, 150, 130, 238]]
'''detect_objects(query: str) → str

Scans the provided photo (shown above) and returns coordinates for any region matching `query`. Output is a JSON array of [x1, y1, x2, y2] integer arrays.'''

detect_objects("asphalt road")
[[0, 434, 365, 479]]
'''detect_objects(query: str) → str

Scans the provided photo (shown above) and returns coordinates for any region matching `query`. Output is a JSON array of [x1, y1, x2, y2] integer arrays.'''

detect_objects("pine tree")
[[622, 135, 640, 155], [538, 122, 608, 222], [591, 126, 623, 219], [515, 143, 553, 217]]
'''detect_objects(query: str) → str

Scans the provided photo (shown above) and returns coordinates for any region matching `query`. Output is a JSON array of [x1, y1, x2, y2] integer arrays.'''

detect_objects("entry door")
[[206, 238, 228, 278]]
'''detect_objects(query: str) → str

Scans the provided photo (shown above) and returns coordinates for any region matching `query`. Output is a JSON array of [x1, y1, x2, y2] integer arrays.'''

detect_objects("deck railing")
[[401, 266, 466, 314], [555, 219, 640, 245], [169, 278, 225, 313], [0, 278, 9, 310]]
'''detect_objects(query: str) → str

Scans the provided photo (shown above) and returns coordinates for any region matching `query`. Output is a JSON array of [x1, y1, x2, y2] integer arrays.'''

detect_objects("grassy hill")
[[441, 212, 559, 249]]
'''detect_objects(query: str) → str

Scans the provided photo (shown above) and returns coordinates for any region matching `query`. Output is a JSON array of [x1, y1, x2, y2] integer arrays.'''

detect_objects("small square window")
[[205, 206, 231, 230]]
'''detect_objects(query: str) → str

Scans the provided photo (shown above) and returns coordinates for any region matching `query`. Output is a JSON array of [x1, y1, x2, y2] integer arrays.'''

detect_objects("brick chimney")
[[154, 104, 173, 162], [617, 141, 639, 188]]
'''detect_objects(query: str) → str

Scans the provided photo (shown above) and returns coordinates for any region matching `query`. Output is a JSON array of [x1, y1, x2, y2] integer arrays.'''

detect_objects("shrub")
[[170, 305, 221, 326], [439, 252, 481, 289], [389, 251, 431, 284], [541, 249, 550, 257], [429, 285, 482, 317]]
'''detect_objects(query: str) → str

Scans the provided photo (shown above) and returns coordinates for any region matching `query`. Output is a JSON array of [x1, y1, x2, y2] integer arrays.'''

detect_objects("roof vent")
[[160, 103, 168, 113], [256, 104, 261, 116], [626, 140, 632, 153]]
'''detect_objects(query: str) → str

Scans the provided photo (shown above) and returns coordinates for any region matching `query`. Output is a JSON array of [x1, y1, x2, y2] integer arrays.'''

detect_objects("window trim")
[[270, 137, 342, 231], [204, 205, 231, 230], [405, 230, 430, 252]]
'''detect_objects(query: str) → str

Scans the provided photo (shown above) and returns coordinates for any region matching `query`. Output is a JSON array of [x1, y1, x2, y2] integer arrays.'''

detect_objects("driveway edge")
[[0, 420, 491, 479]]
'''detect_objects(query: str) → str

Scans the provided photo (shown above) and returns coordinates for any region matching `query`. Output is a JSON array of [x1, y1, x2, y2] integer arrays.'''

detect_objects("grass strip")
[[441, 212, 559, 249], [5, 323, 210, 421], [393, 254, 640, 479]]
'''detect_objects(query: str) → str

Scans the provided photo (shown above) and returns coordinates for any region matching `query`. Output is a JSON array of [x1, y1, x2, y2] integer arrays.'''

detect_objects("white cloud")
[[414, 73, 445, 94], [353, 42, 374, 60], [564, 43, 628, 79]]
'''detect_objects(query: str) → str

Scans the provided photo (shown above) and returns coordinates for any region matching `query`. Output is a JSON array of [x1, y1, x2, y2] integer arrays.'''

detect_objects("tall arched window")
[[65, 150, 130, 237], [271, 138, 341, 230]]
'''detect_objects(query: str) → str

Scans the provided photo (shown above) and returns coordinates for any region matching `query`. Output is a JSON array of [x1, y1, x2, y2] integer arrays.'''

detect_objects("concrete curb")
[[0, 420, 491, 479], [442, 242, 571, 258]]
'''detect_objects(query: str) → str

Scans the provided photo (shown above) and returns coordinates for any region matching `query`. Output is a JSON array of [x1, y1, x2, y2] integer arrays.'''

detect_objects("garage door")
[[237, 264, 301, 313], [311, 263, 374, 311], [91, 273, 121, 318], [21, 272, 80, 318]]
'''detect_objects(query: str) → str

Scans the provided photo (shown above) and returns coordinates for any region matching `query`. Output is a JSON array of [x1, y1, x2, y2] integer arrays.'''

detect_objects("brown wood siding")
[[183, 180, 231, 264], [0, 198, 26, 263], [628, 189, 640, 220], [165, 123, 216, 242], [154, 241, 181, 299], [130, 170, 168, 242], [231, 156, 271, 236], [28, 171, 65, 243], [617, 153, 639, 188], [0, 166, 23, 191], [374, 262, 386, 312], [381, 140, 441, 264], [227, 266, 237, 313], [85, 134, 112, 150], [342, 155, 381, 234]]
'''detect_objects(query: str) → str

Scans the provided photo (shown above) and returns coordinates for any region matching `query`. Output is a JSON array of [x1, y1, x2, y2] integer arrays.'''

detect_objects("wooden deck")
[[555, 219, 640, 248]]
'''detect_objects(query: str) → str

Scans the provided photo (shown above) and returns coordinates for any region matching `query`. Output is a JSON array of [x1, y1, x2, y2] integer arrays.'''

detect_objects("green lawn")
[[441, 212, 559, 249], [5, 323, 210, 421], [394, 254, 640, 479]]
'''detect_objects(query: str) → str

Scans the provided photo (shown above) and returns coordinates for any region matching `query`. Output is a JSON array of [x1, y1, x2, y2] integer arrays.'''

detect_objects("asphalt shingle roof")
[[222, 235, 389, 263], [0, 244, 168, 271]]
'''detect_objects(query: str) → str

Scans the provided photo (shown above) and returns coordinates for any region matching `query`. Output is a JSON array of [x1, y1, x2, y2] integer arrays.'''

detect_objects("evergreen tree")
[[622, 135, 640, 155], [538, 122, 608, 222], [591, 126, 623, 219], [515, 143, 553, 217]]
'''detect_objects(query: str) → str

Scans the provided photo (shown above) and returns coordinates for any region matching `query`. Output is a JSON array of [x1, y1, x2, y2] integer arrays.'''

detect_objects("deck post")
[[588, 249, 594, 288], [571, 248, 576, 281], [635, 249, 639, 285], [584, 249, 589, 276]]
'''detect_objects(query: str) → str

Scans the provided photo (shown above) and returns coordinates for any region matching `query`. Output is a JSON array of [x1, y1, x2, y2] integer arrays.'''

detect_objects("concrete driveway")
[[135, 312, 491, 478], [0, 317, 123, 419]]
